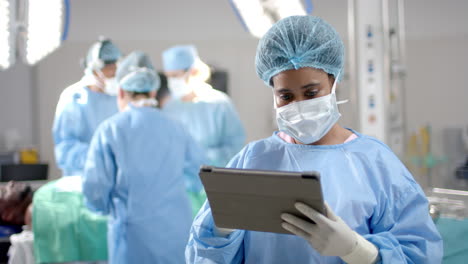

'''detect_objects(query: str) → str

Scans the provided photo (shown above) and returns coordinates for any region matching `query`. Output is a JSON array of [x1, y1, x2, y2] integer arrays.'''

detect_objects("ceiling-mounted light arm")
[[15, 0, 27, 58]]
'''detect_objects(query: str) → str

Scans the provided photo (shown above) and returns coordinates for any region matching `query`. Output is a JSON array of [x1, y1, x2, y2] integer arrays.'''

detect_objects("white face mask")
[[275, 75, 346, 144], [168, 75, 192, 99], [96, 71, 118, 96], [103, 77, 119, 96]]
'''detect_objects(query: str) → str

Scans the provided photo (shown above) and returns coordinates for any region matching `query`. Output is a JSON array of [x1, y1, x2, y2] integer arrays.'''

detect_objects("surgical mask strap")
[[97, 70, 105, 79], [331, 74, 338, 94], [132, 98, 158, 108], [181, 70, 191, 84], [332, 72, 349, 105], [90, 70, 106, 90]]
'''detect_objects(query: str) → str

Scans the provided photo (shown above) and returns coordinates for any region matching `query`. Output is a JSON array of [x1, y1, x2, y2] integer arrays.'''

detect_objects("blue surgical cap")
[[116, 51, 155, 83], [255, 16, 344, 86], [85, 39, 122, 70], [162, 45, 198, 71], [120, 68, 160, 93]]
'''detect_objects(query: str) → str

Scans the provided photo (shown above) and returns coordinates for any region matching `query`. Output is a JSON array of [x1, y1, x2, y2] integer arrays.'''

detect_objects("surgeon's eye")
[[279, 93, 293, 102], [305, 89, 319, 98]]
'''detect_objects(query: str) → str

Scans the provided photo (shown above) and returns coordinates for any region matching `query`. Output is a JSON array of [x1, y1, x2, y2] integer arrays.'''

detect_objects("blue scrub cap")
[[120, 68, 160, 93], [85, 38, 122, 70], [162, 45, 198, 71], [116, 51, 155, 83], [255, 16, 344, 86]]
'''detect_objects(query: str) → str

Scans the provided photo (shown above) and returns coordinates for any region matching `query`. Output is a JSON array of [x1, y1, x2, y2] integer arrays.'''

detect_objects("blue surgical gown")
[[53, 82, 118, 176], [186, 131, 443, 264], [163, 83, 245, 170], [83, 104, 204, 264]]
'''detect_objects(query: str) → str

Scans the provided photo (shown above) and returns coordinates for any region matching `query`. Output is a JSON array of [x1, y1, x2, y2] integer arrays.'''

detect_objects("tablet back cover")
[[200, 167, 325, 234]]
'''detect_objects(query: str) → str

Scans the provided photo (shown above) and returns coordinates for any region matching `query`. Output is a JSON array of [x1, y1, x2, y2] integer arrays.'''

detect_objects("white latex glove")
[[281, 202, 379, 264]]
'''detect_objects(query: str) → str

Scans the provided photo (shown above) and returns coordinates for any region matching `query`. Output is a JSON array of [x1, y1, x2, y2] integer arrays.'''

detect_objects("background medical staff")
[[162, 45, 245, 169], [162, 45, 246, 213], [52, 38, 121, 176], [82, 51, 204, 264], [186, 16, 442, 264]]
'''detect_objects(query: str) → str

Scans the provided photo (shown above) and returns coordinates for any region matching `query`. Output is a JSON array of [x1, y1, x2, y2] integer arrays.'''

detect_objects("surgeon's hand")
[[281, 202, 379, 264]]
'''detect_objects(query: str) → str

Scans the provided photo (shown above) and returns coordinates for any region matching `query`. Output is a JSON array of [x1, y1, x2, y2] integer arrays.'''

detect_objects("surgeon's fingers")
[[295, 202, 329, 226], [323, 202, 338, 221], [281, 213, 316, 234], [281, 222, 310, 240]]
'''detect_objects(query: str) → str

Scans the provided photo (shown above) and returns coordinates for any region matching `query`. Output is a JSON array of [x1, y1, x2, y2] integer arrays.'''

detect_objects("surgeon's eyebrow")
[[276, 81, 321, 93], [276, 88, 291, 93], [301, 82, 321, 89]]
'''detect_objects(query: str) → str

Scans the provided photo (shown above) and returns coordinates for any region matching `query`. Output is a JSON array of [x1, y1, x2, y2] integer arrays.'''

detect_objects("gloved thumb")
[[324, 202, 339, 221]]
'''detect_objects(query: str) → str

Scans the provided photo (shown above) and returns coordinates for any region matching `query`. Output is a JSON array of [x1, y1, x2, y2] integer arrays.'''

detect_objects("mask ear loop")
[[331, 72, 339, 94], [97, 70, 106, 80], [332, 72, 349, 105], [96, 70, 107, 89], [184, 67, 195, 85]]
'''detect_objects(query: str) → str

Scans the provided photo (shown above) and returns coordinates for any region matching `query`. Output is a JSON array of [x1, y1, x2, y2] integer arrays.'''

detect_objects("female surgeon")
[[83, 51, 204, 264], [186, 16, 442, 263]]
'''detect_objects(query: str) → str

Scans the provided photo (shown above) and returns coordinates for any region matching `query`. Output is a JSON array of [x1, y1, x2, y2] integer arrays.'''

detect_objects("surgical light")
[[230, 0, 273, 38], [0, 0, 15, 70], [24, 0, 65, 65], [229, 0, 313, 38], [0, 0, 69, 70]]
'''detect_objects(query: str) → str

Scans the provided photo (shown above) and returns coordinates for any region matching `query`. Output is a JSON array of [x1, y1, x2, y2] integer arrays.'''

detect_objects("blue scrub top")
[[186, 131, 443, 264], [83, 104, 204, 264], [163, 83, 245, 170], [53, 82, 118, 176]]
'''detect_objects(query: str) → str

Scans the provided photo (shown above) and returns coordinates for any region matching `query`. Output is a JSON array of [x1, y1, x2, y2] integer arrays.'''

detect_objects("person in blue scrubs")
[[186, 16, 443, 264], [83, 51, 203, 264], [162, 45, 246, 169], [53, 38, 121, 176], [162, 45, 246, 214]]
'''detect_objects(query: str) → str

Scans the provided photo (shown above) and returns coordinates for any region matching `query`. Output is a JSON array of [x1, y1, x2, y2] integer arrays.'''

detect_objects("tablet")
[[199, 166, 326, 234]]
